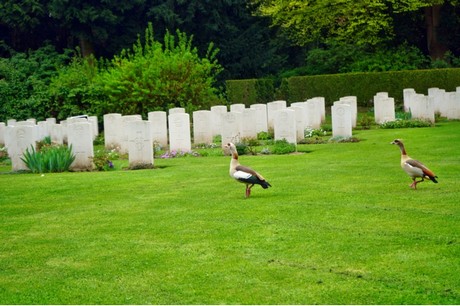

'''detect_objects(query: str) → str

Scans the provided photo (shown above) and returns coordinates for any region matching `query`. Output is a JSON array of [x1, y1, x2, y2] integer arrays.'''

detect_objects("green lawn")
[[1, 122, 459, 304]]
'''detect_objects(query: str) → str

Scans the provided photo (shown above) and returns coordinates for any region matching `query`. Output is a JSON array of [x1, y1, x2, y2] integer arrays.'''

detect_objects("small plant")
[[21, 144, 75, 173], [260, 147, 271, 155], [257, 130, 273, 141], [329, 136, 361, 143], [36, 136, 52, 151], [92, 149, 118, 171], [160, 150, 200, 159], [0, 146, 8, 162], [235, 142, 248, 155], [358, 114, 373, 130], [379, 119, 433, 129], [238, 137, 260, 155], [271, 139, 296, 154], [304, 127, 327, 138]]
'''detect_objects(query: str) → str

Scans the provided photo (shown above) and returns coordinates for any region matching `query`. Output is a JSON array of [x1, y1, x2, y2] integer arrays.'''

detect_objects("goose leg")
[[245, 184, 254, 198], [410, 178, 424, 189]]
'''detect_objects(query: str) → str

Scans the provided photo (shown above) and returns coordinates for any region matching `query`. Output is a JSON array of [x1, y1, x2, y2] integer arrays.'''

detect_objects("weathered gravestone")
[[373, 94, 395, 124], [332, 103, 352, 138], [411, 94, 435, 123], [289, 104, 307, 141], [305, 98, 322, 129], [193, 110, 213, 144], [403, 88, 416, 112], [168, 113, 191, 152], [267, 100, 287, 130], [128, 120, 153, 168], [240, 108, 258, 139], [339, 96, 357, 127], [169, 107, 185, 115], [249, 104, 268, 133], [67, 121, 94, 171], [148, 111, 168, 148], [49, 123, 64, 145], [210, 105, 227, 137], [274, 108, 297, 145], [120, 115, 142, 154], [230, 103, 245, 113], [5, 124, 37, 171], [103, 113, 123, 150], [221, 111, 242, 146]]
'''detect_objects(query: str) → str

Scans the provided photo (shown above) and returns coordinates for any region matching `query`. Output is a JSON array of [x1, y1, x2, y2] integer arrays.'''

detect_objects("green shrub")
[[0, 45, 72, 122], [379, 119, 433, 129], [96, 23, 224, 116], [271, 139, 296, 154], [0, 146, 8, 162], [92, 149, 118, 171], [21, 144, 75, 173]]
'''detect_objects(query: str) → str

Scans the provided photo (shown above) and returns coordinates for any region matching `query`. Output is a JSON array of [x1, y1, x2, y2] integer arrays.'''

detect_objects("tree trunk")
[[425, 4, 448, 60], [79, 36, 95, 57]]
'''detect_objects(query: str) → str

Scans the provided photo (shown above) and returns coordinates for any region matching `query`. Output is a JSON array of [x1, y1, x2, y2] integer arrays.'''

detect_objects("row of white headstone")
[[1, 87, 459, 172]]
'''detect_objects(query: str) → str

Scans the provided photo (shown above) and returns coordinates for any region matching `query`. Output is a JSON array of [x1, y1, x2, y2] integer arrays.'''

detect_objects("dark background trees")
[[1, 0, 460, 122]]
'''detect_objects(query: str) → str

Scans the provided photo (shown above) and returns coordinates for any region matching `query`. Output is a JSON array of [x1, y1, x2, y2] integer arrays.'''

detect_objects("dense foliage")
[[0, 23, 224, 122], [96, 24, 223, 115]]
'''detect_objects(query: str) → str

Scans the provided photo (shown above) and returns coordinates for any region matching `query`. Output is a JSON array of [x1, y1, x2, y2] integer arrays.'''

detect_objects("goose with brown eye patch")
[[391, 139, 438, 189], [224, 142, 271, 198]]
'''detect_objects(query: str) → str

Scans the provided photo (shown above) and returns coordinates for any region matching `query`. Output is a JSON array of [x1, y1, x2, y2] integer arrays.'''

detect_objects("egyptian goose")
[[391, 139, 438, 189], [224, 142, 271, 198]]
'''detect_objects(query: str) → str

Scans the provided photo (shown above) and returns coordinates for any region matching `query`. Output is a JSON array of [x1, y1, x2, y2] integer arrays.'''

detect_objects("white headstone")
[[445, 92, 460, 119], [88, 116, 99, 140], [411, 94, 435, 123], [67, 121, 94, 171], [230, 103, 245, 113], [221, 111, 242, 146], [289, 104, 307, 141], [403, 88, 416, 112], [169, 107, 185, 115], [148, 111, 168, 147], [5, 125, 37, 171], [37, 121, 49, 141], [210, 105, 227, 137], [103, 113, 123, 150], [332, 103, 352, 138], [7, 119, 16, 126], [121, 115, 142, 154], [373, 95, 395, 124], [128, 120, 153, 168], [249, 104, 268, 133], [168, 113, 191, 152], [305, 99, 322, 129], [267, 100, 286, 130], [49, 123, 64, 145], [239, 108, 258, 139], [339, 96, 358, 127], [193, 110, 213, 144], [310, 97, 326, 123], [274, 108, 297, 145]]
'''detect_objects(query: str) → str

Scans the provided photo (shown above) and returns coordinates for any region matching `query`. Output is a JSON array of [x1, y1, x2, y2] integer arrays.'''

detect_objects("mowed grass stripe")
[[0, 122, 459, 304]]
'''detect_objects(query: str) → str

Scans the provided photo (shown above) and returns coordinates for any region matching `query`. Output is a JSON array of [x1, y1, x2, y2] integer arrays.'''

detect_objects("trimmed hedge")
[[226, 78, 275, 106], [226, 68, 460, 107]]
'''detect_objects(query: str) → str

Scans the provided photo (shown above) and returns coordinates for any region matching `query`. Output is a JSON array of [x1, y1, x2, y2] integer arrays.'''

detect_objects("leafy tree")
[[252, 0, 459, 59], [0, 45, 72, 122], [95, 23, 224, 116]]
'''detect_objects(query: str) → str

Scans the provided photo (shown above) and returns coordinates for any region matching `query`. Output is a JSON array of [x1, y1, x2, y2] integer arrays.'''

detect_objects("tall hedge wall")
[[225, 78, 275, 106], [226, 68, 460, 107]]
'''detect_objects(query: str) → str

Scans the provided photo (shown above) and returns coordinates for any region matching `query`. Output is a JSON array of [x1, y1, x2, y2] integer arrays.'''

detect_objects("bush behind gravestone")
[[95, 23, 224, 117]]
